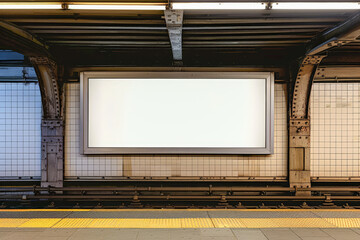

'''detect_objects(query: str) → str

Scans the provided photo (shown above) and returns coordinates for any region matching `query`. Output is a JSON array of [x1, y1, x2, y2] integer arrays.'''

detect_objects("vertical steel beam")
[[164, 10, 183, 61], [289, 56, 325, 194], [41, 120, 64, 187], [30, 57, 64, 187]]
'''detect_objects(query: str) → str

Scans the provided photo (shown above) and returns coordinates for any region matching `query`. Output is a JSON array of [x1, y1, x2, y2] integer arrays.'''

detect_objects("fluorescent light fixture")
[[172, 2, 266, 10], [272, 2, 360, 10], [0, 2, 62, 9], [68, 4, 166, 10]]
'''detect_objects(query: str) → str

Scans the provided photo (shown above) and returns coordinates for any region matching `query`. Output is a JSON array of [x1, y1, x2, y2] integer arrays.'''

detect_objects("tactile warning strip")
[[1, 209, 360, 229], [181, 218, 214, 228], [0, 218, 349, 228], [212, 218, 246, 228], [53, 218, 95, 228], [324, 218, 360, 228], [0, 218, 30, 228], [272, 218, 335, 228], [18, 218, 62, 228]]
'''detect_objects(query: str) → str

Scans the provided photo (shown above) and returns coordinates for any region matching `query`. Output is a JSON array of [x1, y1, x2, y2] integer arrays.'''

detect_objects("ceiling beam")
[[19, 24, 331, 30], [4, 17, 343, 24], [0, 20, 50, 57], [306, 12, 360, 55], [314, 66, 360, 81], [164, 10, 183, 61]]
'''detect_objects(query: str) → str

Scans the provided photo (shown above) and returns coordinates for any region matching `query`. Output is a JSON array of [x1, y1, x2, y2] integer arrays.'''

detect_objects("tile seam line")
[[350, 228, 360, 236], [318, 228, 336, 240], [206, 210, 217, 228], [319, 218, 338, 228], [46, 211, 74, 228], [259, 228, 271, 240], [311, 210, 342, 228], [18, 218, 63, 228]]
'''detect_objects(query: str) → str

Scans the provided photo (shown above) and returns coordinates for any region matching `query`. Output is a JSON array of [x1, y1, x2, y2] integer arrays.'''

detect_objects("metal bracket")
[[164, 10, 183, 61], [30, 57, 61, 119], [302, 55, 325, 65], [217, 195, 231, 209], [289, 120, 310, 136], [129, 195, 143, 208]]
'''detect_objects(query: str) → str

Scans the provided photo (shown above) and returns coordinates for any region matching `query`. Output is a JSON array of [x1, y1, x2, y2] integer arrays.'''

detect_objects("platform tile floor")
[[1, 210, 360, 239], [2, 227, 360, 240]]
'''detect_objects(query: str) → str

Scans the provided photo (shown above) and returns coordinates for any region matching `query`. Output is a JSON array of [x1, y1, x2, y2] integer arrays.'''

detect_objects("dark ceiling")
[[1, 1, 360, 68]]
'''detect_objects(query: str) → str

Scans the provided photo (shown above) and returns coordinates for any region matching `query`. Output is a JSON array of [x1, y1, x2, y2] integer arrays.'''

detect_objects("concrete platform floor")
[[1, 209, 360, 239], [2, 227, 360, 240]]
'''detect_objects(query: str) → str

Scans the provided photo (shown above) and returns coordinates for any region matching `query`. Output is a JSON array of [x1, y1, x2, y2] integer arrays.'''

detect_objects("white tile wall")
[[0, 82, 42, 178], [65, 83, 287, 178], [311, 83, 360, 177]]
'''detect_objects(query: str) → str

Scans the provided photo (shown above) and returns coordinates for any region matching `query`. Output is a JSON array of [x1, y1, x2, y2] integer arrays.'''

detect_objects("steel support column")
[[30, 57, 64, 187], [40, 120, 64, 187], [289, 56, 325, 193], [289, 12, 360, 193]]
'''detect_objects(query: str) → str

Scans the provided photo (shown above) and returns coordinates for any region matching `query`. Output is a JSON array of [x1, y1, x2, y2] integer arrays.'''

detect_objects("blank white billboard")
[[81, 72, 273, 154]]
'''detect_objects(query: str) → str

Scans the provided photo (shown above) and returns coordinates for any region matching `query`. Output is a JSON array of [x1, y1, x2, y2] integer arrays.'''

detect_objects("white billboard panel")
[[81, 72, 273, 154]]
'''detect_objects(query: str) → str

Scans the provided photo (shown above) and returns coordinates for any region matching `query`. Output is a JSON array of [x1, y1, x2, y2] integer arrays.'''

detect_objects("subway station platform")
[[1, 209, 360, 239]]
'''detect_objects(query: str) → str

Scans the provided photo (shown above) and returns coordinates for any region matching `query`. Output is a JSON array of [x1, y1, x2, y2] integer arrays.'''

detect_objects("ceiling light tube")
[[68, 4, 166, 10], [0, 3, 62, 9], [272, 2, 360, 10], [171, 2, 266, 10]]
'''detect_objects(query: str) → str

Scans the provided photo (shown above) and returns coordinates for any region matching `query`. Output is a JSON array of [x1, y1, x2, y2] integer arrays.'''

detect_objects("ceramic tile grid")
[[0, 82, 42, 178], [65, 83, 287, 178], [311, 83, 360, 177]]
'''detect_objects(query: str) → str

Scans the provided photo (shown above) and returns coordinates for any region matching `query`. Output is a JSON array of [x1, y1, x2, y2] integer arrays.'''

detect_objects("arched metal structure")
[[289, 12, 360, 192], [0, 20, 64, 187]]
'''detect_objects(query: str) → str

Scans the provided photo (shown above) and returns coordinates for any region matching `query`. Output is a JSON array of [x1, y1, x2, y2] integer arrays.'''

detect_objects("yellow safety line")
[[324, 218, 360, 228], [0, 218, 30, 228], [0, 218, 358, 228], [18, 218, 62, 228], [0, 209, 90, 212], [1, 209, 360, 212]]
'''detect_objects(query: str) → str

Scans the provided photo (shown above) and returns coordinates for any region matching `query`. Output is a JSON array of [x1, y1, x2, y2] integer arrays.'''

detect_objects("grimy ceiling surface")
[[0, 1, 360, 68]]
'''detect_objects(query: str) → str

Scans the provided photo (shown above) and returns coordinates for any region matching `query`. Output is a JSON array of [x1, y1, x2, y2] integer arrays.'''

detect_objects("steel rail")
[[18, 195, 360, 201], [2, 186, 360, 193]]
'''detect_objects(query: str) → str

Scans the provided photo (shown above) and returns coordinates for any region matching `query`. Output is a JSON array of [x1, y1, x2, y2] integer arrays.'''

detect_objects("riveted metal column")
[[289, 12, 360, 193], [289, 55, 325, 194], [30, 57, 64, 187], [41, 120, 64, 187]]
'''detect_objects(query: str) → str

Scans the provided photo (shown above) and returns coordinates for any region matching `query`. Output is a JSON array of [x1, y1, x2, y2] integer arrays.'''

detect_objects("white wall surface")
[[311, 83, 360, 177], [65, 83, 287, 178], [0, 82, 42, 178]]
